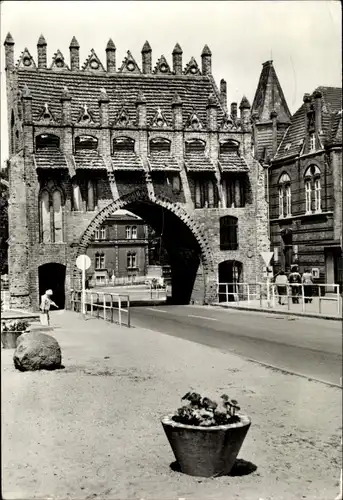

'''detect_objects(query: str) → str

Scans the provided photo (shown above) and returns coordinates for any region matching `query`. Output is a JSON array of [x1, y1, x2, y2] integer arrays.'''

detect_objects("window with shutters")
[[194, 177, 219, 208], [223, 176, 245, 208], [220, 216, 238, 250], [113, 137, 135, 153], [86, 179, 97, 211]]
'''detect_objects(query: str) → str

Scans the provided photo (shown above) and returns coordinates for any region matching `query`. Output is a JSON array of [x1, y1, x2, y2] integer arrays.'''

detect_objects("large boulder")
[[13, 332, 62, 371]]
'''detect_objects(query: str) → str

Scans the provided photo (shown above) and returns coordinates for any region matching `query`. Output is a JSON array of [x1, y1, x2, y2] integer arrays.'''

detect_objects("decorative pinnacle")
[[69, 36, 80, 49], [201, 44, 212, 56], [239, 96, 251, 109], [22, 84, 32, 99], [4, 32, 14, 45], [313, 89, 323, 99], [303, 93, 311, 103], [172, 43, 183, 55], [172, 92, 183, 106], [99, 87, 109, 102], [136, 90, 146, 104], [37, 34, 47, 46], [207, 93, 217, 107], [106, 38, 116, 51], [61, 86, 71, 100], [142, 40, 152, 53]]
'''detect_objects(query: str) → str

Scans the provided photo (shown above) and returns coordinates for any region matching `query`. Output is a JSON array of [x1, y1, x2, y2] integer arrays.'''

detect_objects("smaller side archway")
[[38, 263, 66, 309], [218, 260, 243, 302]]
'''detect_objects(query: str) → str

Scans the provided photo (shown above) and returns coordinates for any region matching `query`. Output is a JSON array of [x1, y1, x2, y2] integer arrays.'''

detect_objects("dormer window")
[[220, 140, 240, 155], [150, 138, 171, 154], [75, 136, 98, 151], [185, 139, 206, 154], [113, 137, 135, 153], [284, 143, 291, 152], [36, 134, 60, 150]]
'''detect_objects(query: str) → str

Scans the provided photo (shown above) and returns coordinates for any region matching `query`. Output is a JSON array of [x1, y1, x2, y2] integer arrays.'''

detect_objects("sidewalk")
[[215, 295, 342, 320], [2, 311, 342, 500]]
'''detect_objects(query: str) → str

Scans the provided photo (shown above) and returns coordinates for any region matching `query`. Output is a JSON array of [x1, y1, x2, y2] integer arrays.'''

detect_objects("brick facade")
[[4, 34, 270, 311], [252, 61, 342, 288]]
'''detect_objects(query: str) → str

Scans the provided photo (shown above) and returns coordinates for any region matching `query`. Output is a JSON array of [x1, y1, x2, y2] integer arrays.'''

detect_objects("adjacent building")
[[252, 61, 342, 288], [86, 211, 149, 285]]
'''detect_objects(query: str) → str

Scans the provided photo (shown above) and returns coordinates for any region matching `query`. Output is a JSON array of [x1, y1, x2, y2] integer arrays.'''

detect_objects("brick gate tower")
[[4, 34, 270, 311]]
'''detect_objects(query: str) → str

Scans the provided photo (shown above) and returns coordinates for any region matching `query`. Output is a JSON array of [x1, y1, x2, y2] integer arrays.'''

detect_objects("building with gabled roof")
[[4, 34, 270, 310], [252, 60, 342, 288]]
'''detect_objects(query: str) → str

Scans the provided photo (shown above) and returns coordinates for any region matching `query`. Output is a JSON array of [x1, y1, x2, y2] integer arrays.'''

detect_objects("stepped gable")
[[252, 60, 291, 123], [82, 49, 105, 72], [153, 55, 172, 75], [275, 86, 342, 161], [16, 48, 36, 69], [50, 49, 69, 70], [73, 150, 106, 169], [16, 64, 225, 126], [34, 149, 68, 169]]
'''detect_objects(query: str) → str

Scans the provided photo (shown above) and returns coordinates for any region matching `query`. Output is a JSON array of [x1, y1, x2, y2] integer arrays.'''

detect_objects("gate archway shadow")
[[38, 263, 66, 309]]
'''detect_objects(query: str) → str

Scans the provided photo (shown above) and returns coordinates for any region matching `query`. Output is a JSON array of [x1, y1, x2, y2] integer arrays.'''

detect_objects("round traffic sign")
[[76, 254, 91, 271]]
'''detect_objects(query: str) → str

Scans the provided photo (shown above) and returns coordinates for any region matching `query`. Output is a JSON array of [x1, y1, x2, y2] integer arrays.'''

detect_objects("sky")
[[0, 0, 341, 166]]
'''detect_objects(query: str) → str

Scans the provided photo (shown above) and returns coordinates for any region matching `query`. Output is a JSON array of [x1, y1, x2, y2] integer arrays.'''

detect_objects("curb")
[[213, 303, 342, 321]]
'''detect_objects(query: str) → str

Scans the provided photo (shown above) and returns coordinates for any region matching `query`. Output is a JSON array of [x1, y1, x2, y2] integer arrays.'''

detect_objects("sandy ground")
[[2, 310, 342, 500]]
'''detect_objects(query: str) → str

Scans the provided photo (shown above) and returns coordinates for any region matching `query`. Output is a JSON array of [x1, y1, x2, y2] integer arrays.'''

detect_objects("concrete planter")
[[161, 413, 251, 477], [1, 331, 26, 349]]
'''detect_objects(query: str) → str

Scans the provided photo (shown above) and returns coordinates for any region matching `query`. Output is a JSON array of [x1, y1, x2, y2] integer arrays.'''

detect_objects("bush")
[[1, 319, 29, 333]]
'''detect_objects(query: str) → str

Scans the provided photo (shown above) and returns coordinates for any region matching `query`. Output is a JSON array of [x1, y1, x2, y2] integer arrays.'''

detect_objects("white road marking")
[[188, 314, 218, 321], [145, 308, 168, 313]]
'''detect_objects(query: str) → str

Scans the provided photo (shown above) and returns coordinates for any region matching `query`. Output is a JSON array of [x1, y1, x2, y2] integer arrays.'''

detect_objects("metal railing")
[[70, 290, 131, 327], [217, 282, 342, 316]]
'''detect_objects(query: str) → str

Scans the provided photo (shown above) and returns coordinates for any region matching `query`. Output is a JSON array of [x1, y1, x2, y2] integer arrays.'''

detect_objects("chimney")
[[270, 109, 278, 155], [141, 41, 152, 74], [60, 86, 72, 125], [239, 96, 251, 131], [69, 36, 80, 71], [106, 39, 116, 73], [4, 32, 15, 70], [220, 79, 227, 111], [206, 94, 217, 131], [172, 43, 183, 75], [22, 84, 33, 124], [37, 34, 47, 69], [172, 92, 183, 129], [313, 89, 322, 133], [230, 102, 237, 121], [98, 88, 109, 126], [136, 90, 147, 128], [201, 44, 212, 75]]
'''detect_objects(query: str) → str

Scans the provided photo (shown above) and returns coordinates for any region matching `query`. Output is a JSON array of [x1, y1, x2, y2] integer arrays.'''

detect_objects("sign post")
[[76, 254, 91, 316], [260, 252, 274, 308]]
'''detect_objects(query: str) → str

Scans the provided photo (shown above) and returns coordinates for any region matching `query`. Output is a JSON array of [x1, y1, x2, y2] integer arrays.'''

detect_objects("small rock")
[[13, 332, 62, 372]]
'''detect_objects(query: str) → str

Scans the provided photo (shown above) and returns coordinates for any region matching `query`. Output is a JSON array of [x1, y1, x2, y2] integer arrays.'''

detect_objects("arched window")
[[219, 140, 240, 155], [278, 172, 291, 218], [36, 134, 60, 149], [304, 165, 321, 214], [113, 137, 135, 153], [39, 186, 64, 243], [75, 136, 98, 152], [185, 139, 206, 154], [87, 179, 96, 211], [40, 190, 50, 243], [220, 216, 238, 251], [149, 138, 171, 154], [72, 179, 81, 211], [52, 190, 63, 243]]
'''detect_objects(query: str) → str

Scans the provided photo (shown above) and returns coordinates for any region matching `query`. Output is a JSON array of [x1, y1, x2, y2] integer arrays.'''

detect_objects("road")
[[129, 305, 342, 385]]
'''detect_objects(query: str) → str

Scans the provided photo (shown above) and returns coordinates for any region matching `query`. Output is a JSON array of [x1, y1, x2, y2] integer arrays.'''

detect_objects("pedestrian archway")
[[38, 263, 66, 309], [218, 260, 243, 302], [74, 189, 215, 304]]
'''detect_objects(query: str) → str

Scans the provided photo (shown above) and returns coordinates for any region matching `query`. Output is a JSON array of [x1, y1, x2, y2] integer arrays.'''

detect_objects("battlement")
[[4, 34, 213, 77]]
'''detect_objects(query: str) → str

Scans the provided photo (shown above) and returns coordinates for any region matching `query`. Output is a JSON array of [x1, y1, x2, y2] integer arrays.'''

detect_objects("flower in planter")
[[1, 319, 29, 333], [172, 391, 242, 427]]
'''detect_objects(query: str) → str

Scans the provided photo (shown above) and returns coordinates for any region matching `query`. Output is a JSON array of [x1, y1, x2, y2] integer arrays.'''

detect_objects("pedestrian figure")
[[302, 269, 314, 304], [40, 289, 58, 326], [275, 270, 288, 305], [289, 265, 302, 304]]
